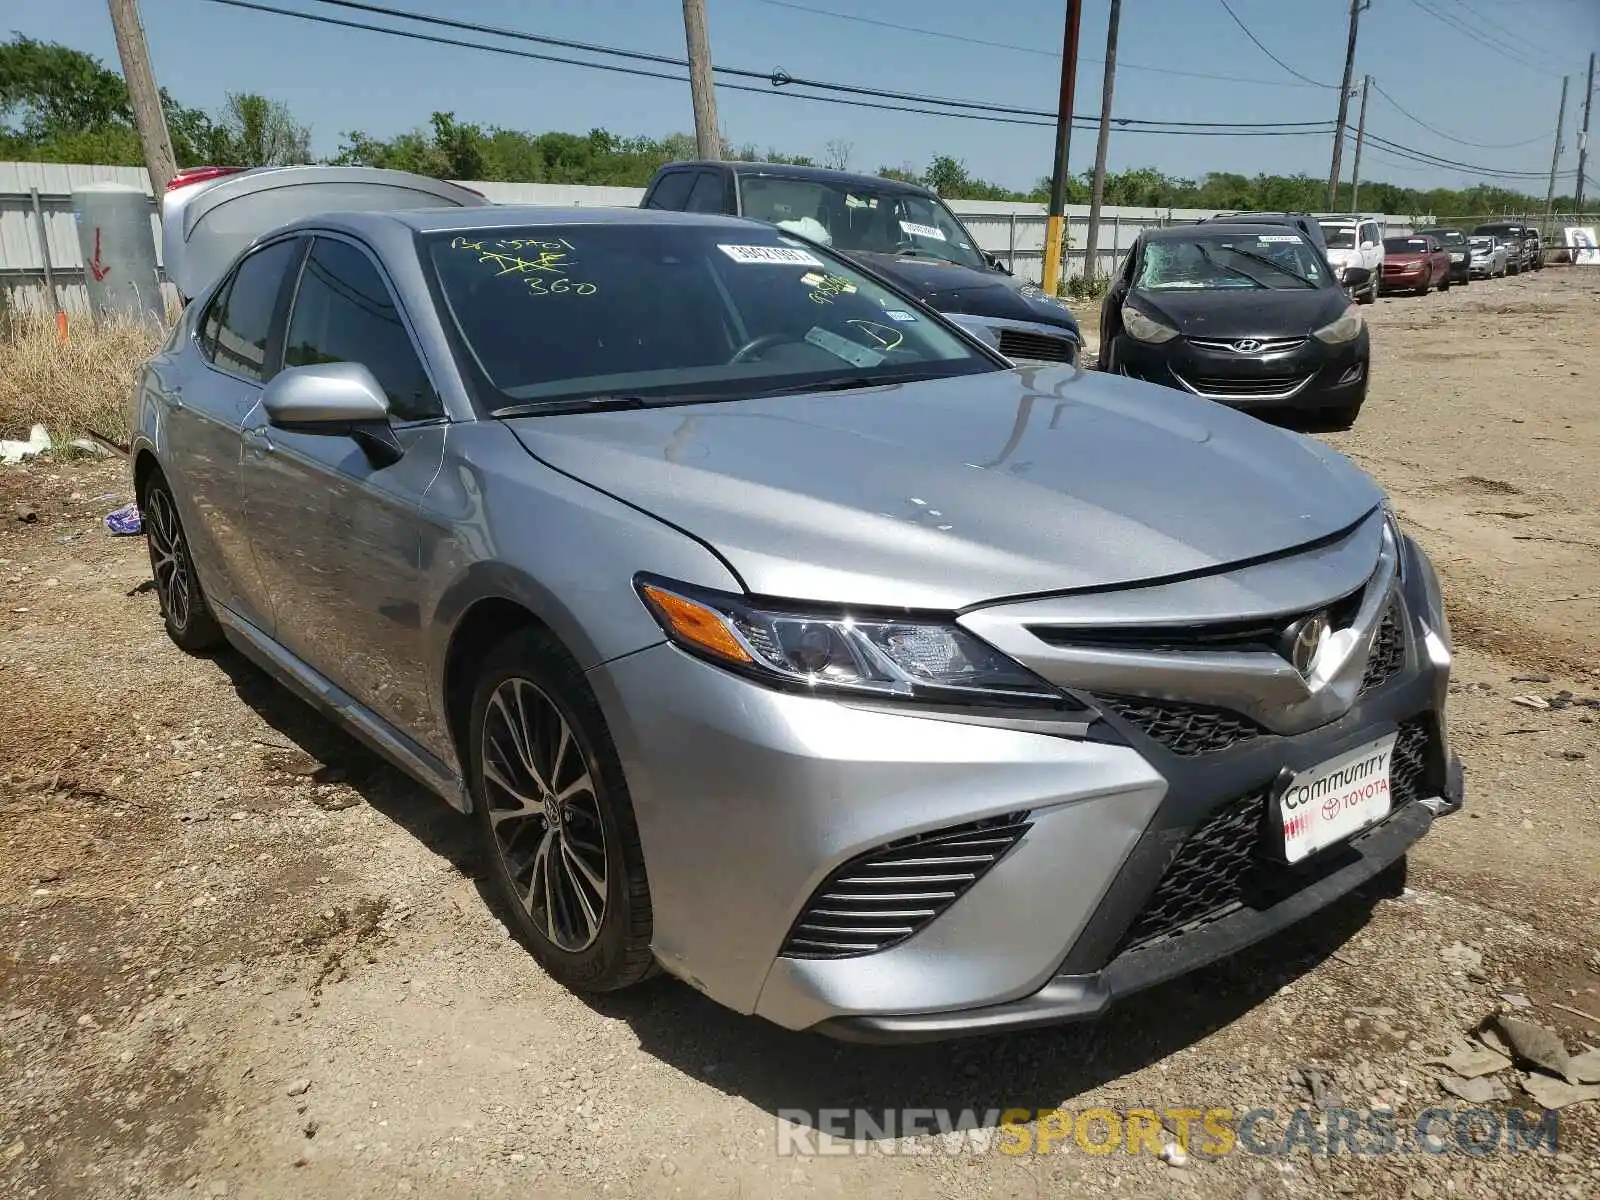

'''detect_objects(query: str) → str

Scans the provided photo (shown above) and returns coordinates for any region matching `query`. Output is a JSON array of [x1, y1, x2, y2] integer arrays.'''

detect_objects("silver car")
[[130, 199, 1464, 1041]]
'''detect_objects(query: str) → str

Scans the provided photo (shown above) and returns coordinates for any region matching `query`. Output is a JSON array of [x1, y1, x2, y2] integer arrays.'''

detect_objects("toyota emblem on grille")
[[1278, 612, 1331, 678], [1233, 338, 1263, 353]]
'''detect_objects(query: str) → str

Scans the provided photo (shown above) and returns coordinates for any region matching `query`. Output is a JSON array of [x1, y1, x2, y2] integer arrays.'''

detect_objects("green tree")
[[217, 92, 311, 167]]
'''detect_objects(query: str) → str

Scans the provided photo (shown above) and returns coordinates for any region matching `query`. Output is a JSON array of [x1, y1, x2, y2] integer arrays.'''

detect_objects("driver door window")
[[284, 237, 440, 421]]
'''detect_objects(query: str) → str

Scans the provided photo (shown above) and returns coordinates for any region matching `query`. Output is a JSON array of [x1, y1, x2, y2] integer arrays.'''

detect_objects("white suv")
[[1318, 216, 1383, 305]]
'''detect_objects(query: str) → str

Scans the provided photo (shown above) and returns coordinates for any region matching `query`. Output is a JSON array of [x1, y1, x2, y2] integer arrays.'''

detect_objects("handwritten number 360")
[[528, 278, 598, 297]]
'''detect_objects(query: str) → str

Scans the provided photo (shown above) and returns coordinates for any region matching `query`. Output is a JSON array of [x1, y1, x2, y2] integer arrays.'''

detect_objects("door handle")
[[242, 428, 274, 456], [168, 386, 184, 410]]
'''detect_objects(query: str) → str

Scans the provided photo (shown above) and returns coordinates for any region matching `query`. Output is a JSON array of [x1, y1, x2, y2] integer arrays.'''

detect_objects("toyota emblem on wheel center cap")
[[1279, 612, 1331, 678], [1233, 338, 1263, 353]]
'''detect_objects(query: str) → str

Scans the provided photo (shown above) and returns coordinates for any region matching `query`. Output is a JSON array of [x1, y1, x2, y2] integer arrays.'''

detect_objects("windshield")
[[1423, 230, 1465, 247], [1135, 232, 1325, 291], [1469, 237, 1493, 250], [1319, 224, 1357, 248], [1384, 237, 1431, 254], [735, 175, 989, 270], [425, 223, 995, 409]]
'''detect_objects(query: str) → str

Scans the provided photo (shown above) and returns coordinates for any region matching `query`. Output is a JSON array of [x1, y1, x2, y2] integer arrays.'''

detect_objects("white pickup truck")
[[1317, 216, 1384, 305]]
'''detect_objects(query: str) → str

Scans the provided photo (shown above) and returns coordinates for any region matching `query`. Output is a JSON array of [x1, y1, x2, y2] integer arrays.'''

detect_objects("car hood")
[[845, 251, 1082, 336], [506, 368, 1381, 610], [1130, 287, 1349, 340]]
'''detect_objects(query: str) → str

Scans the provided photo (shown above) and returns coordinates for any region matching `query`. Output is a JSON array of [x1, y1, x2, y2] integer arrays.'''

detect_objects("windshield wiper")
[[1215, 245, 1316, 288], [490, 394, 654, 418], [759, 375, 900, 398], [1191, 244, 1264, 288]]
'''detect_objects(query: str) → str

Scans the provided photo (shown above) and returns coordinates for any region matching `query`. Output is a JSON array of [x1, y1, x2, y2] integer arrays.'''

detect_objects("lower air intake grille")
[[997, 329, 1076, 364], [1359, 600, 1407, 696], [1097, 696, 1265, 757], [1115, 717, 1435, 954], [780, 813, 1032, 959]]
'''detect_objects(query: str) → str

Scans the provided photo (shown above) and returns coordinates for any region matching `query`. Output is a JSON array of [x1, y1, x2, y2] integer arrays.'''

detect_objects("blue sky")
[[10, 0, 1599, 194]]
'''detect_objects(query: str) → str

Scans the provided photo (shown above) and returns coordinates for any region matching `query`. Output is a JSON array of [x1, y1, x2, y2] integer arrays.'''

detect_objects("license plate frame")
[[1272, 731, 1399, 865]]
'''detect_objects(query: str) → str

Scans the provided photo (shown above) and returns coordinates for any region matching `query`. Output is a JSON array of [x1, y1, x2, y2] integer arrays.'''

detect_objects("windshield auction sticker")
[[899, 221, 947, 241], [718, 244, 825, 266]]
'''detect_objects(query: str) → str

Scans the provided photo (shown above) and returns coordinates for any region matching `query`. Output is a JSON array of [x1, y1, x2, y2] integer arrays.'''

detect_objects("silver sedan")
[[130, 204, 1463, 1041]]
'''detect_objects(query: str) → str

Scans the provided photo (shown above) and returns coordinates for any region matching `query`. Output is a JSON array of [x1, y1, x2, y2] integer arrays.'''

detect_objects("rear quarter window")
[[200, 237, 302, 382]]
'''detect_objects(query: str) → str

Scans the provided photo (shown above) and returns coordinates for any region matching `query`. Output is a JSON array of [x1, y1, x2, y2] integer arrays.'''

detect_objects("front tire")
[[1439, 272, 1451, 292], [469, 629, 654, 993], [140, 470, 224, 653]]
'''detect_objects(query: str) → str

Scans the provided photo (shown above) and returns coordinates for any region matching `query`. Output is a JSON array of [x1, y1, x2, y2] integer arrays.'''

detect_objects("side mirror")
[[260, 362, 403, 467], [985, 252, 1012, 275], [1343, 267, 1371, 287]]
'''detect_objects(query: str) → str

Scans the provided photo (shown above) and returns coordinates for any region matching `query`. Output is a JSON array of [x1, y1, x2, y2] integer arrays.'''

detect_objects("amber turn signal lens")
[[640, 584, 753, 664]]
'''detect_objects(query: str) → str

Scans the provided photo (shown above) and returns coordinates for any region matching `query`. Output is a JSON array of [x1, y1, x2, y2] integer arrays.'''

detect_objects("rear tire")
[[468, 628, 655, 994], [139, 470, 224, 654]]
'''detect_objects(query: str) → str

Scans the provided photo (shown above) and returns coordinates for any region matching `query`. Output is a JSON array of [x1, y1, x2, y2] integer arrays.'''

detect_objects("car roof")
[[656, 159, 939, 197], [1142, 222, 1315, 241]]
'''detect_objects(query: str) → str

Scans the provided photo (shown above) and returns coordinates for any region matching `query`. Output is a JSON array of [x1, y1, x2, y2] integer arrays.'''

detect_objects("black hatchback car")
[[640, 161, 1082, 368], [1099, 223, 1370, 427]]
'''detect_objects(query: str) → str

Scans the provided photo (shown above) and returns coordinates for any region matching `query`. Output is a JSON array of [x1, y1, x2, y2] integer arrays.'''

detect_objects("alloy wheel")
[[480, 678, 609, 952], [144, 486, 192, 631]]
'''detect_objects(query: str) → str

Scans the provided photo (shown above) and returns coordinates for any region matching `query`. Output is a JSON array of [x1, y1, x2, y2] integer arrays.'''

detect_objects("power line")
[[296, 0, 1328, 129], [1371, 81, 1550, 149], [1350, 128, 1570, 180], [1440, 0, 1580, 71], [1402, 0, 1562, 76], [755, 0, 1332, 89], [1214, 0, 1338, 88], [198, 0, 1333, 136]]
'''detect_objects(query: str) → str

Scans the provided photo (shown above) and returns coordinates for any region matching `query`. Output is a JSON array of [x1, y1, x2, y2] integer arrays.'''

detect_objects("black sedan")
[[1098, 223, 1371, 427], [640, 161, 1082, 368]]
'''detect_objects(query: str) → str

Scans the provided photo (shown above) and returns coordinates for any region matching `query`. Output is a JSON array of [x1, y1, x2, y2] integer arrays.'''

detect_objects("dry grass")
[[0, 309, 169, 444]]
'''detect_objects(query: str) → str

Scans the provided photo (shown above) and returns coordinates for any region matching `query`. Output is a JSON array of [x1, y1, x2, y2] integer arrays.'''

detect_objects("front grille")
[[997, 329, 1075, 364], [1098, 696, 1265, 757], [1358, 600, 1407, 697], [1186, 336, 1308, 354], [1174, 373, 1313, 398], [780, 813, 1032, 959], [1115, 718, 1435, 954]]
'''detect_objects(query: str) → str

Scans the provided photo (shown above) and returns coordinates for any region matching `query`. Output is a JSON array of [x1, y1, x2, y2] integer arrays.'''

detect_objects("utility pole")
[[1546, 76, 1570, 225], [1042, 0, 1083, 296], [681, 0, 722, 160], [1326, 0, 1367, 209], [1082, 0, 1121, 284], [106, 0, 177, 194], [1349, 75, 1371, 212], [1576, 52, 1595, 215]]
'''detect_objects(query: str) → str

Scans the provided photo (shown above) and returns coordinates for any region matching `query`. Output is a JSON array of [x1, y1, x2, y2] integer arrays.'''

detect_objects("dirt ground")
[[2, 269, 1597, 1200]]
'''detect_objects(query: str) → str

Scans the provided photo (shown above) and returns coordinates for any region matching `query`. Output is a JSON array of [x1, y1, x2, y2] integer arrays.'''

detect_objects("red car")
[[1381, 234, 1451, 296]]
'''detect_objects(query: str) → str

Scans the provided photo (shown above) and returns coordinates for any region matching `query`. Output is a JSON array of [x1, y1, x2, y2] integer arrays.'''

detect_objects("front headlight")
[[636, 577, 1064, 705], [1312, 305, 1364, 344], [1121, 304, 1179, 344]]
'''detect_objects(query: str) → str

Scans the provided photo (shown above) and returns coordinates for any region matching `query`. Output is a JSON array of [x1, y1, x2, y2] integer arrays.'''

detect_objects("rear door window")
[[645, 171, 696, 210], [201, 237, 302, 382], [284, 237, 440, 421], [685, 171, 728, 213]]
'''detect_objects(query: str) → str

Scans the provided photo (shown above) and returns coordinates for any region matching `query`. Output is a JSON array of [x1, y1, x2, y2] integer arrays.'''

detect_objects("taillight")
[[166, 165, 245, 192]]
